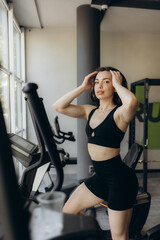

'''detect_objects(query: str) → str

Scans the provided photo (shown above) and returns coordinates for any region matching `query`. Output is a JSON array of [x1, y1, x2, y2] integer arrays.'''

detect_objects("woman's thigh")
[[63, 182, 103, 214], [108, 207, 133, 239]]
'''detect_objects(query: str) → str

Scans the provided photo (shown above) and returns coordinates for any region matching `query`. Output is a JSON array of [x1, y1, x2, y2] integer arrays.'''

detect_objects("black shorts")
[[84, 155, 138, 211]]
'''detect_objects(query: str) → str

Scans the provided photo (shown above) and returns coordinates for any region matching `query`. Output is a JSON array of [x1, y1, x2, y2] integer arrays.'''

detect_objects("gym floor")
[[137, 172, 160, 234], [53, 170, 160, 235]]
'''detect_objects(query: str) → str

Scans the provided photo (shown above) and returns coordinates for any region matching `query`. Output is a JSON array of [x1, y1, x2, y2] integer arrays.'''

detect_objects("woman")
[[53, 66, 139, 240]]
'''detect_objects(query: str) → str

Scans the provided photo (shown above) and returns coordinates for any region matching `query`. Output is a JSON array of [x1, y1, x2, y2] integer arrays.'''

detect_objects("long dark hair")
[[90, 66, 128, 106]]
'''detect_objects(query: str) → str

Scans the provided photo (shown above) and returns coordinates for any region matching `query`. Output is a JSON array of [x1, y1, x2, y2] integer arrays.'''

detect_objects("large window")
[[0, 0, 10, 131], [0, 0, 26, 136], [0, 0, 26, 177]]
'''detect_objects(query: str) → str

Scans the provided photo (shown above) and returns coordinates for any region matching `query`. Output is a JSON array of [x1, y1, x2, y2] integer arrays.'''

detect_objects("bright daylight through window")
[[0, 0, 26, 135]]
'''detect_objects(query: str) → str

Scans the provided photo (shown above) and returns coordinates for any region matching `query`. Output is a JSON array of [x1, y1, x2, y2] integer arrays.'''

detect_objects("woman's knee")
[[108, 208, 132, 240], [111, 229, 128, 240]]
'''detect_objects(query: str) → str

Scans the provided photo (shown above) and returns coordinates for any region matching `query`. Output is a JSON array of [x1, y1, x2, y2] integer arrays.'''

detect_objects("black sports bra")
[[85, 106, 125, 148]]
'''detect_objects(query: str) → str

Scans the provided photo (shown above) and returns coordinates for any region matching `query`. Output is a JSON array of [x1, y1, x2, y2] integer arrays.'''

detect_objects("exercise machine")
[[54, 116, 75, 143], [9, 132, 76, 200], [8, 109, 78, 199], [9, 133, 54, 199], [54, 116, 77, 164]]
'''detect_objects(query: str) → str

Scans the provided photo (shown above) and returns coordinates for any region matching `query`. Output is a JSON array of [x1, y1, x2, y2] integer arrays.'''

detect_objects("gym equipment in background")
[[54, 116, 77, 164], [129, 78, 160, 192]]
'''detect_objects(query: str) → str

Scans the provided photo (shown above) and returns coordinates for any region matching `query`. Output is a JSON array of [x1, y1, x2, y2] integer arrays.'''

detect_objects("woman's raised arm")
[[52, 71, 97, 119], [110, 70, 139, 124]]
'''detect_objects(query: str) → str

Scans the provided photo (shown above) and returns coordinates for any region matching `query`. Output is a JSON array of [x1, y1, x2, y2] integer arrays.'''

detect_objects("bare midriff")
[[88, 143, 120, 161]]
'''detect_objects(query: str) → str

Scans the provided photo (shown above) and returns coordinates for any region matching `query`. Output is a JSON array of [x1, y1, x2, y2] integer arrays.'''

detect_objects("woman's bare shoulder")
[[83, 105, 97, 120], [86, 105, 97, 119]]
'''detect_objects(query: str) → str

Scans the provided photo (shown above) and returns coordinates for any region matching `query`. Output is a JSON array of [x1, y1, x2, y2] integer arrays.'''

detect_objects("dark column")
[[77, 5, 105, 180]]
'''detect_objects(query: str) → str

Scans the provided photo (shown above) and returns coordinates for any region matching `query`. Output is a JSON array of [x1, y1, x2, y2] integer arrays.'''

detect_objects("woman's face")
[[94, 71, 115, 101]]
